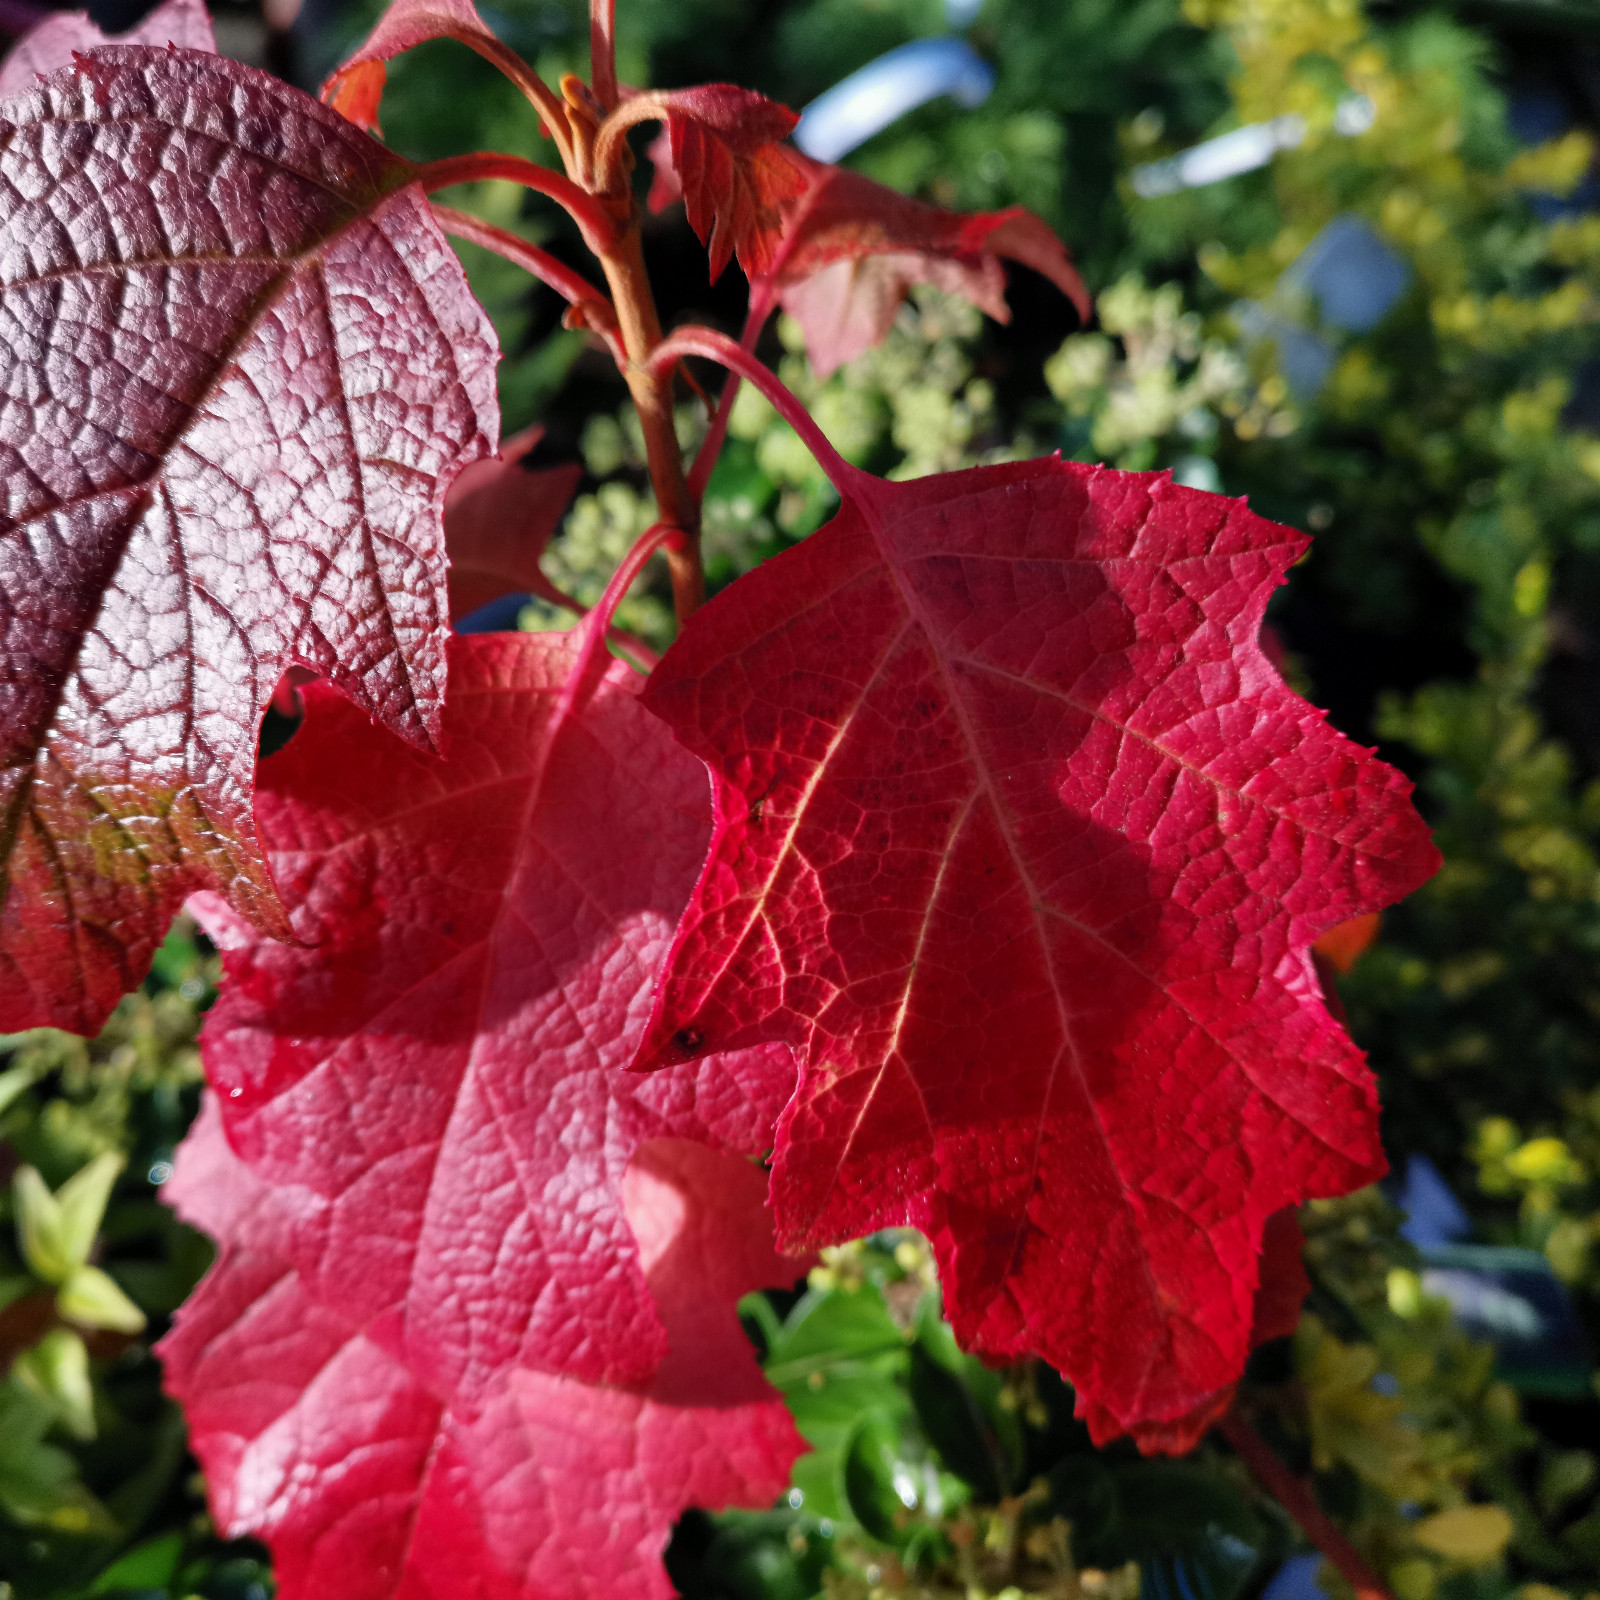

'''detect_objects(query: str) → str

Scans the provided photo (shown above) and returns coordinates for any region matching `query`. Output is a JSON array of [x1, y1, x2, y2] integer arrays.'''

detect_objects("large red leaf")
[[644, 86, 805, 282], [191, 629, 795, 1399], [632, 457, 1440, 1448], [0, 48, 498, 1034], [0, 0, 215, 95], [160, 1102, 807, 1600]]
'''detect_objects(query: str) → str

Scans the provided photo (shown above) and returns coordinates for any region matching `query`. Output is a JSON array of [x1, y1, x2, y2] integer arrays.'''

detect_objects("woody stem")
[[597, 221, 704, 620]]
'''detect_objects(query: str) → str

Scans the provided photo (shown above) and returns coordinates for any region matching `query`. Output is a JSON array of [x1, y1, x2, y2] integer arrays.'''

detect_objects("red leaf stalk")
[[567, 521, 678, 710], [687, 279, 779, 504], [417, 152, 616, 254], [1216, 1414, 1396, 1600], [652, 323, 853, 490], [428, 203, 623, 359]]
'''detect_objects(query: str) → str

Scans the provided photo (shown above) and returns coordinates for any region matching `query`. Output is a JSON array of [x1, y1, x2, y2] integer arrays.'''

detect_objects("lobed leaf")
[[645, 86, 805, 282], [633, 456, 1440, 1449], [0, 47, 498, 1033], [161, 1103, 806, 1600], [191, 630, 796, 1399]]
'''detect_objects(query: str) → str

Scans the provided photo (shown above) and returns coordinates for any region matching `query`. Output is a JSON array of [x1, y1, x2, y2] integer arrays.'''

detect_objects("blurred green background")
[[5, 0, 1600, 1596]]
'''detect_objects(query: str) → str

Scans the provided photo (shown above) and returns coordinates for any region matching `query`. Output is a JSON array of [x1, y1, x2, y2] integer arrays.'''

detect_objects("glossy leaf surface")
[[0, 0, 214, 95], [193, 630, 795, 1399], [161, 1103, 807, 1600], [635, 457, 1440, 1446], [0, 48, 498, 1034]]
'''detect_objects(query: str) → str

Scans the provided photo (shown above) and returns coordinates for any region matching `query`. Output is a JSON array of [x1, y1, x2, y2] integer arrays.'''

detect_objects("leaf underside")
[[633, 455, 1440, 1448], [0, 47, 498, 1033]]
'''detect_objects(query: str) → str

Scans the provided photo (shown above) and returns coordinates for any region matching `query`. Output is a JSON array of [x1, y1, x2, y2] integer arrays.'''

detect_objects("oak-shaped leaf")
[[643, 86, 805, 281], [160, 1102, 808, 1600], [633, 457, 1440, 1448], [191, 629, 795, 1401], [772, 157, 1090, 376], [0, 47, 498, 1034], [0, 0, 215, 97], [443, 425, 583, 622]]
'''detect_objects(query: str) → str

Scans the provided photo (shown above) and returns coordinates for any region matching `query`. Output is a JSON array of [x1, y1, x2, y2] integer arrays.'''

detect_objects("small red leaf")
[[0, 48, 498, 1033], [192, 630, 795, 1399], [0, 0, 214, 96], [772, 158, 1091, 375], [648, 86, 804, 282], [160, 1104, 807, 1600], [633, 457, 1439, 1447], [322, 0, 503, 133], [443, 425, 583, 621]]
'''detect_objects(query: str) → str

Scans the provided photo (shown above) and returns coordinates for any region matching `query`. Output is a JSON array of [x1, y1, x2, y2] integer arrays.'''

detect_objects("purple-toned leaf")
[[0, 47, 498, 1033]]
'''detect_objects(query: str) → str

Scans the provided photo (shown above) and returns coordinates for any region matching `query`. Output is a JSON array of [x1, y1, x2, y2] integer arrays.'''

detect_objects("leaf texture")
[[191, 629, 797, 1402], [442, 425, 582, 622], [648, 86, 805, 282], [0, 0, 215, 97], [161, 1102, 807, 1600], [632, 456, 1440, 1447], [0, 48, 498, 1033], [772, 158, 1091, 376]]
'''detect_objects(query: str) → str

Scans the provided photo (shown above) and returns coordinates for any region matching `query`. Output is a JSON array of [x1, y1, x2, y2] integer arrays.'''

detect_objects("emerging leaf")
[[443, 425, 583, 622], [771, 158, 1091, 375], [0, 48, 498, 1033], [191, 630, 795, 1398], [644, 86, 805, 281], [0, 0, 215, 97], [161, 1103, 807, 1600], [633, 457, 1440, 1449]]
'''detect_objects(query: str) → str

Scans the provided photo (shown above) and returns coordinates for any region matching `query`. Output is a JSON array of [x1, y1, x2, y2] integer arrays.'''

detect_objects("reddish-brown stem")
[[687, 281, 779, 504], [597, 224, 703, 618], [417, 154, 616, 254], [1217, 1415, 1396, 1600], [650, 324, 854, 490], [589, 0, 617, 111], [428, 204, 626, 364]]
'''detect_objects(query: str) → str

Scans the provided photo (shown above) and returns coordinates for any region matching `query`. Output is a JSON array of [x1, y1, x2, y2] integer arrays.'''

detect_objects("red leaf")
[[0, 48, 498, 1034], [191, 629, 796, 1399], [0, 0, 215, 96], [771, 158, 1091, 376], [646, 86, 805, 282], [321, 0, 504, 134], [632, 457, 1440, 1447], [442, 425, 583, 622], [160, 1103, 807, 1600], [1091, 1205, 1311, 1453]]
